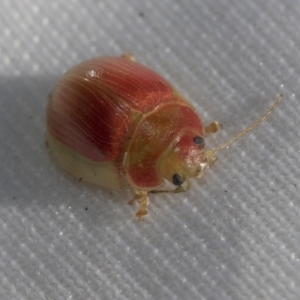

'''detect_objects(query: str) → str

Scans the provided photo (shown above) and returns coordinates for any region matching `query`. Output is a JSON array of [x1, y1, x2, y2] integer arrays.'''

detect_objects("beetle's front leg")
[[128, 191, 149, 220], [205, 121, 222, 134]]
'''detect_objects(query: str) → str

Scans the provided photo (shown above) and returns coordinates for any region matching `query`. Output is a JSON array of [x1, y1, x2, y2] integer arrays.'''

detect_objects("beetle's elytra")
[[47, 54, 282, 219]]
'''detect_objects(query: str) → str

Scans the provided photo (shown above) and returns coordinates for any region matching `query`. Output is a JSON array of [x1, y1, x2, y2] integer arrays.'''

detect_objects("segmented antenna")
[[212, 94, 283, 154]]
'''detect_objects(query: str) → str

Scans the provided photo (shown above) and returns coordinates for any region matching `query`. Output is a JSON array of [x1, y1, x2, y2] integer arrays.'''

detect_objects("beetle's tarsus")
[[205, 121, 222, 134], [136, 207, 148, 220], [129, 191, 149, 219]]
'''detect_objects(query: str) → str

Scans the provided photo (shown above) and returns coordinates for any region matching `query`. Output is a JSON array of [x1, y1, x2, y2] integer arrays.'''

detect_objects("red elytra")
[[47, 54, 282, 219]]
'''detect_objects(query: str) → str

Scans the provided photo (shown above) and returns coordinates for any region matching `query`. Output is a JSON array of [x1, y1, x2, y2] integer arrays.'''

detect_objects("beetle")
[[47, 54, 282, 219]]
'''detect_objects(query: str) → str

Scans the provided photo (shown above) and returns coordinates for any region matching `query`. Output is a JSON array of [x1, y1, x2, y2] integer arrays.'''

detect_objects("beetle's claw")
[[136, 208, 148, 220]]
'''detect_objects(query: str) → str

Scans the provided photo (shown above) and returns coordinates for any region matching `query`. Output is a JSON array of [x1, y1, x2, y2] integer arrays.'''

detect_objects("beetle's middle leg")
[[128, 191, 149, 219], [205, 121, 222, 134]]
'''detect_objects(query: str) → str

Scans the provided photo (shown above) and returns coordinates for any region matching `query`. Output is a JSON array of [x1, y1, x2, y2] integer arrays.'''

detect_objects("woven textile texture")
[[1, 0, 299, 299]]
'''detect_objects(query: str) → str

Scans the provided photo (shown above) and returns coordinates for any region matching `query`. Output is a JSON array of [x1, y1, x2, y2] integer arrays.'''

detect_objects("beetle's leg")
[[205, 121, 222, 134], [128, 191, 149, 219], [122, 53, 136, 62], [150, 180, 191, 194], [136, 194, 149, 220]]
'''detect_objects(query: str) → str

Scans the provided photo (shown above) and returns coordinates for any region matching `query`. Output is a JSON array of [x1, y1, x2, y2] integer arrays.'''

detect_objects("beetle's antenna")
[[212, 94, 282, 154]]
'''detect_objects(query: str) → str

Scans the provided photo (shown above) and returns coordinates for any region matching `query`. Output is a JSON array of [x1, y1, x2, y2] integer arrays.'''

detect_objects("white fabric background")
[[1, 0, 299, 299]]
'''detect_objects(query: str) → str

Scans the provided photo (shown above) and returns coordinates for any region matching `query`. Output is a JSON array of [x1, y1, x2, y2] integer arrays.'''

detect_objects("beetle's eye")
[[194, 136, 205, 147], [172, 173, 184, 186]]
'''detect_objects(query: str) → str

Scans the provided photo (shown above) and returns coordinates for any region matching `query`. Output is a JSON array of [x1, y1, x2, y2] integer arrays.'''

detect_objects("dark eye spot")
[[194, 136, 205, 147], [173, 174, 184, 186]]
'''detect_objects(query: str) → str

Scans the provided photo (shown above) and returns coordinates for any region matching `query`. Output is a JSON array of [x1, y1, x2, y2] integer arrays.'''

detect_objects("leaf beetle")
[[47, 54, 282, 218]]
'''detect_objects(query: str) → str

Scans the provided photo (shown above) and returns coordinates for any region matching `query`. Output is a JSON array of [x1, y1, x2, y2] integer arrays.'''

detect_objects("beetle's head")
[[159, 133, 217, 187], [158, 95, 283, 188]]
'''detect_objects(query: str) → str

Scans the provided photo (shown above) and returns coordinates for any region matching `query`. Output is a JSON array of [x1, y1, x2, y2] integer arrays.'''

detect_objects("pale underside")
[[47, 132, 124, 190]]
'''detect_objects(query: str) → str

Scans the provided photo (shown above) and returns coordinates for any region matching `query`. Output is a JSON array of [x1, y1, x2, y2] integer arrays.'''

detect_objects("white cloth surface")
[[1, 0, 299, 299]]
